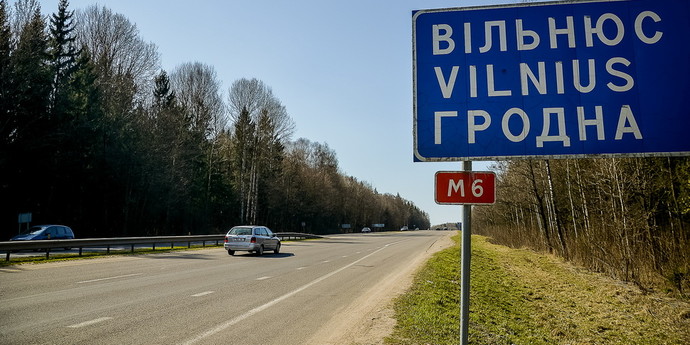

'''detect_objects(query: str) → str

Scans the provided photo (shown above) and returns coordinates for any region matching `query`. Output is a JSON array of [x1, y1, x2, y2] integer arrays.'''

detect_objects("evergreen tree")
[[0, 0, 14, 146], [153, 70, 175, 108], [67, 50, 100, 122], [231, 107, 255, 223], [3, 6, 54, 234], [48, 0, 79, 115], [11, 7, 50, 144]]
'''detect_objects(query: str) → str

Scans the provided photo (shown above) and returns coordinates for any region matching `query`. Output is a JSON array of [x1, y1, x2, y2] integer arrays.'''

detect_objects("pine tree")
[[231, 107, 255, 223], [153, 70, 175, 108], [68, 50, 100, 121], [0, 0, 14, 145], [48, 0, 79, 115], [11, 6, 50, 144]]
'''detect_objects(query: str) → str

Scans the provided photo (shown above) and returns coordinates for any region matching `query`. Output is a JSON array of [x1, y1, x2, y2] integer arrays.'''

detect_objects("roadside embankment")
[[386, 235, 690, 345]]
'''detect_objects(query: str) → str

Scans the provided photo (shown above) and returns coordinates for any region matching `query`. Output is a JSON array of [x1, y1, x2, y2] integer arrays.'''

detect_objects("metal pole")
[[460, 160, 472, 344]]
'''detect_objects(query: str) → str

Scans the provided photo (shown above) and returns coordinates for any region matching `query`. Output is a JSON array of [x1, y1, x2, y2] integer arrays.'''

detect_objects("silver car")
[[224, 226, 281, 256]]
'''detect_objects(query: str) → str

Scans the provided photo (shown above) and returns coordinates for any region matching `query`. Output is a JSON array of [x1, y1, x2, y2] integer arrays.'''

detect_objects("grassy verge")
[[386, 234, 690, 345], [0, 244, 224, 267]]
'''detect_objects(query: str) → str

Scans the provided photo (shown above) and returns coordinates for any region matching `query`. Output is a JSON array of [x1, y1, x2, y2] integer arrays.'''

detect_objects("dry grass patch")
[[387, 234, 690, 345]]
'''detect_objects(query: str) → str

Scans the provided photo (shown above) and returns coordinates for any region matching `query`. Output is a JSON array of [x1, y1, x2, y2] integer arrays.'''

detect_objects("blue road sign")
[[413, 0, 690, 161]]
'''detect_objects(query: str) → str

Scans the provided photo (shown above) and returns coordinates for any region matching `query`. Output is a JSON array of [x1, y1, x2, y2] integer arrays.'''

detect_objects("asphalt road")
[[0, 231, 452, 345]]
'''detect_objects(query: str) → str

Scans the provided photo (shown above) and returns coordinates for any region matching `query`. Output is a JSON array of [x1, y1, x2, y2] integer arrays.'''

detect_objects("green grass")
[[386, 234, 690, 345]]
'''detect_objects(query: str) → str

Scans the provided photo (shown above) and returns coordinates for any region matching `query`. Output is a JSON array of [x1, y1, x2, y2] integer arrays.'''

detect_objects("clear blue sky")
[[36, 0, 519, 226]]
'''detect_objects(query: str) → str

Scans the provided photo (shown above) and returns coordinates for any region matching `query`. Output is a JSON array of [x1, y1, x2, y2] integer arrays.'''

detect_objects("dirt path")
[[305, 231, 456, 345]]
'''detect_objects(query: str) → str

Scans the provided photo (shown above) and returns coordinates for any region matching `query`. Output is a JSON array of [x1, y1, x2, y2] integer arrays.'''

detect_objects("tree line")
[[0, 0, 430, 239], [474, 157, 690, 294]]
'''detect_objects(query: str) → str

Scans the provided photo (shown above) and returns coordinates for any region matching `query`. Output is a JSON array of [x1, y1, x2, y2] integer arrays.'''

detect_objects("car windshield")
[[229, 227, 252, 236], [23, 227, 47, 235]]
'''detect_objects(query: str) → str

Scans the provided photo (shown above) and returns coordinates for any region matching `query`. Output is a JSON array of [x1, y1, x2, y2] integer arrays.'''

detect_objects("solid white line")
[[191, 291, 215, 297], [76, 273, 143, 284], [180, 242, 401, 345], [256, 276, 271, 281], [296, 267, 307, 270], [67, 317, 113, 328]]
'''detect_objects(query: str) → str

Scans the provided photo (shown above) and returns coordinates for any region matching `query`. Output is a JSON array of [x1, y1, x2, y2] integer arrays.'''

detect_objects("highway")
[[0, 231, 453, 345]]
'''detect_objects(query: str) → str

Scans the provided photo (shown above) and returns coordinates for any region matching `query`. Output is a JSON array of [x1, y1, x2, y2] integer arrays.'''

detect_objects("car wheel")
[[256, 245, 264, 256], [274, 243, 281, 254], [228, 249, 235, 256]]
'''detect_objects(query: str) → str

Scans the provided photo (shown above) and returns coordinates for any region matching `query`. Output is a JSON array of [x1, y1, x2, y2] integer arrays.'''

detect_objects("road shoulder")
[[305, 231, 456, 345]]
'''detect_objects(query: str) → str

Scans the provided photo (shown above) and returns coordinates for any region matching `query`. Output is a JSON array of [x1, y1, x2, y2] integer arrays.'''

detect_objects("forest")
[[0, 0, 430, 240], [474, 158, 690, 294]]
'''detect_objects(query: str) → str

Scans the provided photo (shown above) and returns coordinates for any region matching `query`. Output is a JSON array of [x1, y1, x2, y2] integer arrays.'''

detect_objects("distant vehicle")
[[224, 225, 281, 256], [400, 226, 409, 231], [361, 227, 372, 233], [11, 225, 75, 241]]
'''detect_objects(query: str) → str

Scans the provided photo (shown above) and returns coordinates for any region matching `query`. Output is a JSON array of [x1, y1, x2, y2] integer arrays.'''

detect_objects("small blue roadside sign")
[[413, 0, 690, 161]]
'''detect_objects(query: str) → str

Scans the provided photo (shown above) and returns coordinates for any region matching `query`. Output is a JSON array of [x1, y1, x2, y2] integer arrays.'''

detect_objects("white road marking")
[[67, 317, 113, 328], [256, 276, 271, 281], [191, 291, 215, 297], [297, 267, 307, 270], [180, 242, 401, 345], [321, 260, 330, 263], [76, 273, 143, 284]]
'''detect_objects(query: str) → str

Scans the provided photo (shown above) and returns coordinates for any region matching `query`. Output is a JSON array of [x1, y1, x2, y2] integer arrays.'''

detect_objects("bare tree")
[[170, 62, 226, 137], [228, 78, 295, 142], [10, 0, 40, 38], [75, 5, 159, 103]]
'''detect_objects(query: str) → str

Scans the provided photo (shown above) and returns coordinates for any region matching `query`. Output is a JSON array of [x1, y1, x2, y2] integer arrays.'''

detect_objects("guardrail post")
[[152, 243, 156, 251], [79, 248, 83, 256], [131, 244, 134, 253], [171, 242, 174, 250], [107, 245, 110, 254], [45, 248, 50, 260], [5, 252, 10, 261]]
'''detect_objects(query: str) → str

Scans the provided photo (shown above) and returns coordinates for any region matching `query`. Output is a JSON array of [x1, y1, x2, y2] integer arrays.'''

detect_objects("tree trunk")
[[529, 160, 553, 253]]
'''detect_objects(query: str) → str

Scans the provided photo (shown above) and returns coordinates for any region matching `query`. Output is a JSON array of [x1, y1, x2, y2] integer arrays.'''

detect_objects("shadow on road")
[[229, 252, 295, 259]]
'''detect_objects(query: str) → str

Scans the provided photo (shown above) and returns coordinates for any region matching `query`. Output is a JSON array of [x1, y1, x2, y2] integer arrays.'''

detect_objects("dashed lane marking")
[[67, 317, 113, 328], [76, 273, 143, 284], [192, 291, 215, 297]]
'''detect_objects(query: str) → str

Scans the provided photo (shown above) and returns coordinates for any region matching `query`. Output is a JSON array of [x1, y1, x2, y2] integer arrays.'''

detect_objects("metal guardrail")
[[275, 232, 323, 240], [0, 232, 322, 261]]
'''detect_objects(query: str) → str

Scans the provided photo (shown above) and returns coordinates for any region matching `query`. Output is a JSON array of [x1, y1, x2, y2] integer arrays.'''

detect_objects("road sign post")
[[435, 169, 494, 343], [414, 1, 689, 344], [435, 163, 495, 344], [460, 161, 472, 345]]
